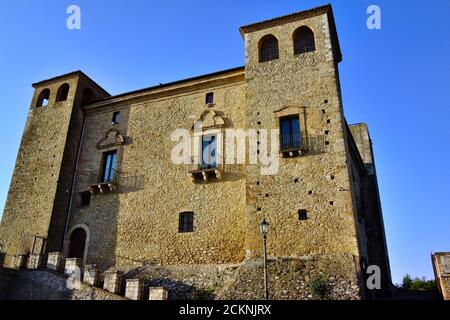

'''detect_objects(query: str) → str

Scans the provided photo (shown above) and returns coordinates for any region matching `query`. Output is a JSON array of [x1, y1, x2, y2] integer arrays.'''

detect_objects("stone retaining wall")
[[0, 270, 125, 300]]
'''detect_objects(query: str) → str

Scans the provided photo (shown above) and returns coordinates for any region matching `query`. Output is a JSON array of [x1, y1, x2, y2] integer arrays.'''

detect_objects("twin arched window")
[[258, 26, 316, 63], [36, 83, 71, 108]]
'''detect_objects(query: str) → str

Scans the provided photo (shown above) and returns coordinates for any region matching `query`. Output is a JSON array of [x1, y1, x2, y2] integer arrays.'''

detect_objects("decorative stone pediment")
[[274, 106, 304, 118], [97, 129, 125, 149], [192, 109, 225, 131]]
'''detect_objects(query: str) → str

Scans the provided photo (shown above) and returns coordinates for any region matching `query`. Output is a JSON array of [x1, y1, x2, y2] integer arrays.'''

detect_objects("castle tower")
[[0, 71, 109, 265], [241, 5, 369, 298]]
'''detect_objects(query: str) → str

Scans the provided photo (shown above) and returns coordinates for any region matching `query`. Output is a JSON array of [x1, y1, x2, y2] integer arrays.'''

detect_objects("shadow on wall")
[[64, 91, 133, 272]]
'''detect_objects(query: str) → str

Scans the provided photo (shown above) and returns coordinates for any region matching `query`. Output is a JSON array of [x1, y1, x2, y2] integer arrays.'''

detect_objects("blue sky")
[[0, 0, 449, 284]]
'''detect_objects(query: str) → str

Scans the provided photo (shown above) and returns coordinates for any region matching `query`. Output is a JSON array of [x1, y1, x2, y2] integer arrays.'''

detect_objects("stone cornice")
[[83, 67, 245, 114]]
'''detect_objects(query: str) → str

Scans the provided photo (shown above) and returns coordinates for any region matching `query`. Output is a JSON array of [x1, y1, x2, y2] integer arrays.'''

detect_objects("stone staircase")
[[1, 252, 168, 300]]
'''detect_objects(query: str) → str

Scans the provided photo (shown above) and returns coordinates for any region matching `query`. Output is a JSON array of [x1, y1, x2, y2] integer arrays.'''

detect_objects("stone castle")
[[0, 5, 392, 299]]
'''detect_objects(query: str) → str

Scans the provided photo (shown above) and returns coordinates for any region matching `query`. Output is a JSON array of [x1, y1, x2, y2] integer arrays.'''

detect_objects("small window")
[[298, 209, 308, 221], [112, 111, 120, 124], [80, 191, 91, 207], [36, 89, 50, 107], [259, 35, 279, 63], [179, 212, 194, 233], [101, 150, 117, 183], [280, 116, 302, 151], [56, 83, 70, 102], [293, 26, 316, 55], [206, 92, 214, 105]]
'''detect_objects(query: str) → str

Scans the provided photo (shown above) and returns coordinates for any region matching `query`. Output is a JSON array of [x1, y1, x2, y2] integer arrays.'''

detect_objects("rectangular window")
[[201, 135, 217, 169], [80, 191, 91, 207], [179, 212, 194, 233], [280, 116, 302, 151], [206, 92, 214, 105], [101, 150, 117, 183], [298, 209, 308, 221], [112, 111, 120, 124]]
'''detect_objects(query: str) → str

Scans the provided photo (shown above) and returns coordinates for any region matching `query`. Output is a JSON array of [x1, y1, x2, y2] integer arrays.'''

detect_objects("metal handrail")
[[280, 132, 303, 151], [88, 168, 119, 184]]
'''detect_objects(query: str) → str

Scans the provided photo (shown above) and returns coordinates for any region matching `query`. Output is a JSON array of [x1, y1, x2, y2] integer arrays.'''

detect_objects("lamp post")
[[259, 219, 270, 300]]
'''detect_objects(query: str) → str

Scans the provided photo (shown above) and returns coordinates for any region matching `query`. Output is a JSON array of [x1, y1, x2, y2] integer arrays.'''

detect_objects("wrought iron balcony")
[[280, 132, 304, 153], [88, 168, 119, 193], [280, 133, 325, 157]]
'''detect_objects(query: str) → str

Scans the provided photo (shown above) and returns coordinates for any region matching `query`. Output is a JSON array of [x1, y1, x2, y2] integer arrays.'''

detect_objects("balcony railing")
[[88, 168, 119, 193], [280, 132, 303, 152], [280, 133, 325, 156]]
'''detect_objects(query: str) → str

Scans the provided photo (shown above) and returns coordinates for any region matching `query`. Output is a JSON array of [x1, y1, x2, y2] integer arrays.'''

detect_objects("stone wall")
[[66, 70, 247, 270], [113, 254, 361, 300], [0, 269, 125, 300], [432, 252, 450, 300], [350, 123, 392, 296]]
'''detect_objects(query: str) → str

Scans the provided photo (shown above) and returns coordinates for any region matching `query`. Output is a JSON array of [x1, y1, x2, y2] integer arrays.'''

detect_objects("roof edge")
[[95, 66, 245, 103], [32, 70, 110, 96], [239, 4, 332, 35]]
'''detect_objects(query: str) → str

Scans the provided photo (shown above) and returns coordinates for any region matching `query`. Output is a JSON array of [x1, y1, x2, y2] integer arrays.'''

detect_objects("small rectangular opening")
[[80, 191, 91, 207], [179, 212, 194, 233], [206, 92, 214, 105], [298, 209, 308, 221], [112, 111, 120, 124]]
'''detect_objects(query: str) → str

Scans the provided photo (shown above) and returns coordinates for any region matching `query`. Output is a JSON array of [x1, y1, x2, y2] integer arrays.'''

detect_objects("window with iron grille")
[[280, 116, 302, 151], [293, 26, 316, 55], [298, 209, 308, 221], [179, 212, 194, 233], [259, 35, 279, 62]]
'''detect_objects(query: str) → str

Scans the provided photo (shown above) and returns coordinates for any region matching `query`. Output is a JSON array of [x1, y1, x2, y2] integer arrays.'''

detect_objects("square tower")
[[0, 71, 109, 265], [241, 5, 368, 298]]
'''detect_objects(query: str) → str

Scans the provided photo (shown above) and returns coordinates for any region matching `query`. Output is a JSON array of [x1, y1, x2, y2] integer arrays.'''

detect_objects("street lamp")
[[259, 219, 270, 300]]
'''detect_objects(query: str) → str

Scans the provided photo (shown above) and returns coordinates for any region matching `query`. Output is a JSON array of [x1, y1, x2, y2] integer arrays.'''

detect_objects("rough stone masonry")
[[0, 4, 391, 300]]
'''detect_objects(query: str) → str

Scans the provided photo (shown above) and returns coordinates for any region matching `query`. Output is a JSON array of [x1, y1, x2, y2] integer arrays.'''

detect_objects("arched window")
[[56, 83, 70, 102], [259, 35, 279, 63], [293, 26, 315, 55], [36, 88, 50, 107]]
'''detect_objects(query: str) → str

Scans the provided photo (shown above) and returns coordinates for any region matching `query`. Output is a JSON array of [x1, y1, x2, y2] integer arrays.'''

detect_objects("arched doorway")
[[68, 228, 87, 259]]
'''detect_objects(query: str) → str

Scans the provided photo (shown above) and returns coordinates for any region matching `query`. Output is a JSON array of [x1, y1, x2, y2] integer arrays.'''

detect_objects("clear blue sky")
[[0, 0, 449, 284]]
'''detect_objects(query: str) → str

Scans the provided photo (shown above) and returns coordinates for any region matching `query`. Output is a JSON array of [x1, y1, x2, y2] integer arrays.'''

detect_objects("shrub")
[[308, 275, 330, 300]]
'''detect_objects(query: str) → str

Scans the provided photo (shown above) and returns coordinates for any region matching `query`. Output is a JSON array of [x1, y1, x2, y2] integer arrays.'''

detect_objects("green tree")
[[400, 274, 436, 291], [401, 274, 413, 289]]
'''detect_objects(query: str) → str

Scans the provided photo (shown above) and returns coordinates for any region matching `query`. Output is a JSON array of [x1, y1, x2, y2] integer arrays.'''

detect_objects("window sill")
[[280, 147, 306, 158], [189, 167, 223, 182], [89, 181, 117, 194]]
